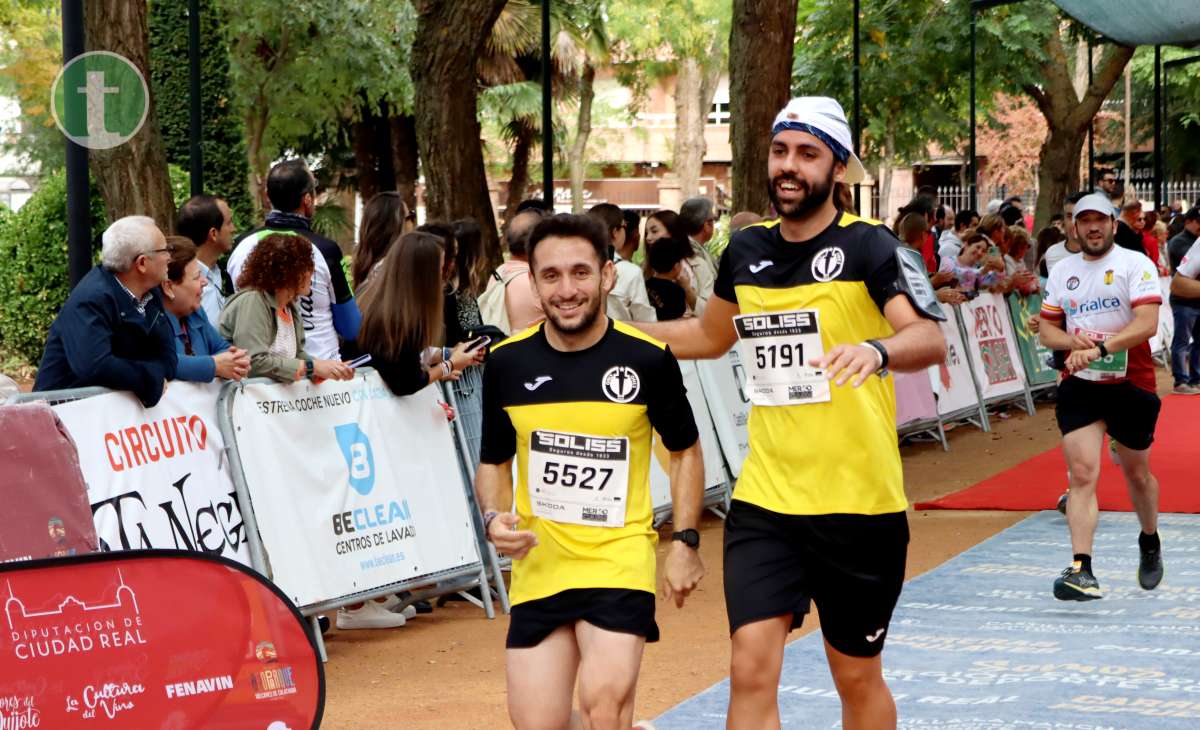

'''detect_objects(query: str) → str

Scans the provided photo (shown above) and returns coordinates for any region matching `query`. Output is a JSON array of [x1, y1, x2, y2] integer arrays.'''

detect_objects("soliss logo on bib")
[[812, 247, 845, 282], [602, 366, 640, 403]]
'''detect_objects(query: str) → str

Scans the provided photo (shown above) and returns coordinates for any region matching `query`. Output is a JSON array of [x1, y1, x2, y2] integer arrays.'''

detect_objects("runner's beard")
[[1079, 227, 1115, 257], [768, 163, 836, 220], [545, 288, 603, 335]]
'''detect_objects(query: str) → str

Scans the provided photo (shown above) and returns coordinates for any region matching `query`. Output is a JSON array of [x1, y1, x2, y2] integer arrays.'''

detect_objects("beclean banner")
[[50, 382, 251, 565], [229, 373, 481, 608], [0, 551, 323, 728]]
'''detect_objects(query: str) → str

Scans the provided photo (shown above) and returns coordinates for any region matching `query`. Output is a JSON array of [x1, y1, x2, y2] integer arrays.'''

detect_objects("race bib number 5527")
[[528, 430, 631, 528], [734, 309, 830, 406]]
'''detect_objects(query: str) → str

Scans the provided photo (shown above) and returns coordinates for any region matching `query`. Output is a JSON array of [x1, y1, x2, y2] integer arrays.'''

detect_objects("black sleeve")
[[862, 225, 905, 312], [646, 346, 699, 452], [479, 356, 517, 464], [713, 244, 737, 303], [315, 237, 354, 304], [443, 291, 465, 346], [371, 347, 430, 398]]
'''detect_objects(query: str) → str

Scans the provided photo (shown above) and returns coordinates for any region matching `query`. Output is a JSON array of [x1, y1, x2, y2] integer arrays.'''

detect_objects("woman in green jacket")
[[220, 233, 354, 383]]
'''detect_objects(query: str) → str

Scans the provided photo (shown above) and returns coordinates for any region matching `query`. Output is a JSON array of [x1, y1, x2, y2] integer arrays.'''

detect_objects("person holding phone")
[[356, 231, 485, 398]]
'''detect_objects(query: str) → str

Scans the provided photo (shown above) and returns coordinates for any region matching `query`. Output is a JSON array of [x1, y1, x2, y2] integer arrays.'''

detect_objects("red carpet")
[[915, 393, 1199, 513]]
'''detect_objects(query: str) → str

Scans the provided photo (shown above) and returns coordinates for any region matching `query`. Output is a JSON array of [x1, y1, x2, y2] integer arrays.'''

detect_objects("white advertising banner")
[[51, 382, 251, 565], [695, 350, 750, 477], [649, 361, 729, 512], [929, 311, 981, 418], [958, 292, 1029, 401], [230, 373, 480, 607]]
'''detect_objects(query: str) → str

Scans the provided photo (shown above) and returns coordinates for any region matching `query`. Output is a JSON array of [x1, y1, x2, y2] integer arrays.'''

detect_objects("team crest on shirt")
[[1142, 270, 1153, 281], [1104, 269, 1114, 285], [1066, 276, 1081, 291], [602, 366, 640, 403], [811, 247, 845, 282]]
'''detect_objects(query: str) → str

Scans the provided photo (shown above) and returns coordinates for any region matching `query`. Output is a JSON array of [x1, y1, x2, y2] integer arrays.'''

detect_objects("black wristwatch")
[[671, 529, 700, 549], [1097, 342, 1109, 359], [304, 359, 314, 378], [863, 339, 889, 374]]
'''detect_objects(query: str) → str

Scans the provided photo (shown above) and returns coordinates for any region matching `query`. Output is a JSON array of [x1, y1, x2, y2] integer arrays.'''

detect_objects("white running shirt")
[[1040, 244, 1161, 392]]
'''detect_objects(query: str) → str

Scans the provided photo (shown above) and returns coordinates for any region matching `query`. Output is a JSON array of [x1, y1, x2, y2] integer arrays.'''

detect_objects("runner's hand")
[[811, 344, 879, 388], [662, 541, 704, 608], [1065, 346, 1101, 373], [1070, 332, 1095, 350], [488, 512, 538, 559], [1026, 315, 1040, 334]]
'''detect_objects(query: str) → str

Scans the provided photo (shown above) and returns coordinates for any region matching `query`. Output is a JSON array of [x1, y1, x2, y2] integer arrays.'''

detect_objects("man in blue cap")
[[632, 96, 947, 729]]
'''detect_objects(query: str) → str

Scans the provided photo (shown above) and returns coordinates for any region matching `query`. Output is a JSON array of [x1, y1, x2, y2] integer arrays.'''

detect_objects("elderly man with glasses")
[[35, 216, 178, 407]]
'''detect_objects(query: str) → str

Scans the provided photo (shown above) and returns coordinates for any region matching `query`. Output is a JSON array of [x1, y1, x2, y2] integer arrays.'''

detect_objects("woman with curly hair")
[[219, 233, 354, 382]]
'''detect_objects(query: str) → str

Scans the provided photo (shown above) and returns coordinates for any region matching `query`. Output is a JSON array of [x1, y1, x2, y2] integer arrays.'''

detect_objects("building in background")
[[0, 96, 39, 212]]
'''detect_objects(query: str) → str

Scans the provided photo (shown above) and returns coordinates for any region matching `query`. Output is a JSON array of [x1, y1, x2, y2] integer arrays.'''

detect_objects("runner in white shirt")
[[1039, 193, 1164, 602]]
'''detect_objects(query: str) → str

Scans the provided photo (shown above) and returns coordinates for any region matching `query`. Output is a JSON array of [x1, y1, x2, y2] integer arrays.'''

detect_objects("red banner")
[[0, 550, 323, 728]]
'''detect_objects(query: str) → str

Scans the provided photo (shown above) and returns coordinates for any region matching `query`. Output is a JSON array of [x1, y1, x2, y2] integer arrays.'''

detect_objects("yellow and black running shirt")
[[480, 319, 699, 606], [715, 211, 913, 516]]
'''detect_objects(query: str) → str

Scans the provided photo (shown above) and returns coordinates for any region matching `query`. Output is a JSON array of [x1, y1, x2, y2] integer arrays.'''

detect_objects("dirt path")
[[317, 397, 1067, 729]]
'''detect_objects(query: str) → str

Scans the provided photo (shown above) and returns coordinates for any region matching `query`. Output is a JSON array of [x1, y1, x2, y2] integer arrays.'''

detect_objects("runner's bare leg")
[[574, 622, 646, 730], [507, 625, 581, 730], [727, 615, 790, 729], [1113, 443, 1159, 535], [823, 640, 895, 730], [1062, 422, 1106, 555]]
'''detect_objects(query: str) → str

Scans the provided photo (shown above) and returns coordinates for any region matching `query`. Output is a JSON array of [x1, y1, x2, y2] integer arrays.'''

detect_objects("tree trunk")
[[1022, 31, 1133, 231], [505, 124, 534, 222], [569, 62, 596, 214], [353, 100, 397, 203], [84, 0, 176, 232], [390, 113, 419, 213], [244, 103, 269, 220], [412, 0, 507, 258], [674, 37, 724, 201], [729, 0, 799, 216]]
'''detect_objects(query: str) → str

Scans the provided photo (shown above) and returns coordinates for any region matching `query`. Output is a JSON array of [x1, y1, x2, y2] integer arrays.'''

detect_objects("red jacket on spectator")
[[922, 231, 938, 273], [1142, 232, 1161, 268]]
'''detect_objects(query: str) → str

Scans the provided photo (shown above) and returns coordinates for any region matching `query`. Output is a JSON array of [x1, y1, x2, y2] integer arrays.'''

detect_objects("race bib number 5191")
[[528, 430, 631, 528], [734, 309, 830, 406]]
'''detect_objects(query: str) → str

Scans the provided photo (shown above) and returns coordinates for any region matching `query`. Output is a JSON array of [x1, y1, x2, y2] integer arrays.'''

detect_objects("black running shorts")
[[723, 500, 908, 658], [505, 588, 659, 649], [1055, 376, 1161, 451]]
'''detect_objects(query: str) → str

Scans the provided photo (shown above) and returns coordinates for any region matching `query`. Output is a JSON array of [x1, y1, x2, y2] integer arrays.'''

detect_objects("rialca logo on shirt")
[[602, 366, 640, 403], [811, 247, 845, 282]]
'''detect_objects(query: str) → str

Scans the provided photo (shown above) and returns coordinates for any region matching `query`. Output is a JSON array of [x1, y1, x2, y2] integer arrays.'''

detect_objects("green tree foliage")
[[148, 0, 253, 228], [0, 0, 65, 170], [0, 171, 106, 366], [216, 0, 416, 216], [1115, 46, 1200, 179]]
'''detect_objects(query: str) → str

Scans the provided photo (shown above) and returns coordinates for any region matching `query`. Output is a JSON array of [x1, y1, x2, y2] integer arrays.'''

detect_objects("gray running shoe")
[[1138, 547, 1163, 590], [1053, 566, 1102, 601]]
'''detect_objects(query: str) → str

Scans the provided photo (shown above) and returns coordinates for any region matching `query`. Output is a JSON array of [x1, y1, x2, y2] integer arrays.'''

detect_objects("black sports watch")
[[304, 359, 315, 379], [863, 339, 889, 375], [671, 529, 700, 549]]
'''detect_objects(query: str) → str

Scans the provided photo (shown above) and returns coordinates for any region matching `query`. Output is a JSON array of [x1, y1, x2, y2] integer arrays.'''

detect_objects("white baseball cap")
[[1073, 192, 1116, 219], [771, 97, 865, 184]]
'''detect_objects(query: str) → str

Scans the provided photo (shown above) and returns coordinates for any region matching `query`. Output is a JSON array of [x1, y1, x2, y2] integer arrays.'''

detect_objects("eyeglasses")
[[145, 245, 176, 257]]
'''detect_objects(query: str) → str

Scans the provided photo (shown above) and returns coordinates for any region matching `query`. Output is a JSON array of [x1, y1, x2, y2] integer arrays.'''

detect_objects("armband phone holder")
[[895, 247, 948, 322]]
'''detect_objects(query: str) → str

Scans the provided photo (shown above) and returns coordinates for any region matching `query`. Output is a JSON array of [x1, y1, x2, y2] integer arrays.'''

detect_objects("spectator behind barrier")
[[417, 221, 484, 346], [353, 191, 414, 292], [34, 216, 178, 407], [938, 209, 979, 261], [227, 159, 360, 361], [160, 236, 250, 383], [676, 197, 719, 314], [1035, 226, 1068, 277], [937, 231, 992, 298], [481, 209, 546, 333], [729, 211, 763, 232], [356, 231, 486, 397], [623, 208, 642, 255], [220, 233, 354, 383], [176, 195, 236, 323], [645, 236, 691, 321], [645, 209, 704, 316], [588, 202, 656, 323]]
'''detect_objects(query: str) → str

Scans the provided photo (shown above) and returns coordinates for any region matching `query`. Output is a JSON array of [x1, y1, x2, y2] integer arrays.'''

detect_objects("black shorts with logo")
[[1056, 376, 1161, 451], [505, 588, 659, 649], [723, 500, 908, 658]]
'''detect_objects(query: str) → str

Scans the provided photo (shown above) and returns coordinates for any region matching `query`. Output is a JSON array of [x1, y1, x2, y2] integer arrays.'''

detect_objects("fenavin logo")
[[334, 424, 375, 496], [50, 51, 149, 150]]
